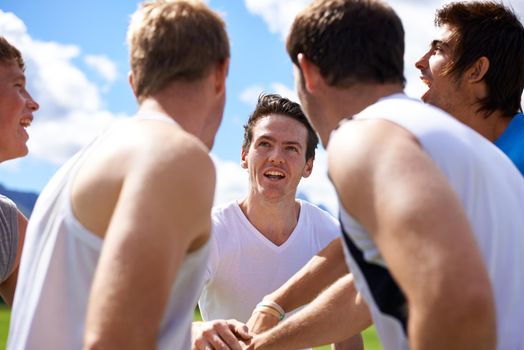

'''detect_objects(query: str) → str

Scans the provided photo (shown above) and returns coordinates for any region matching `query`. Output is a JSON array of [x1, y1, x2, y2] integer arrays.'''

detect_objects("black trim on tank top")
[[340, 218, 409, 334]]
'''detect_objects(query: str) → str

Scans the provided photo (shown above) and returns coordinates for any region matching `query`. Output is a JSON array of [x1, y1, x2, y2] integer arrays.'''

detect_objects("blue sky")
[[1, 0, 523, 213]]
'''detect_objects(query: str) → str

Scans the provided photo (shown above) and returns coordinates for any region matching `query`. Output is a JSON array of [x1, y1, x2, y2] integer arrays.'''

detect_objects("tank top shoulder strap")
[[136, 112, 178, 126]]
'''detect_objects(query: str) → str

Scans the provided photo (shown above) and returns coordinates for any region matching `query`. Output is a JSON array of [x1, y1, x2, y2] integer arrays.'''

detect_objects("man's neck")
[[317, 83, 404, 148], [463, 109, 514, 142], [238, 194, 301, 246], [137, 79, 214, 140]]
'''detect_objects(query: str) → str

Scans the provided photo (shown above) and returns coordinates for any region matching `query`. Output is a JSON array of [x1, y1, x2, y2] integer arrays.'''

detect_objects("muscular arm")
[[328, 120, 496, 350], [247, 274, 371, 350], [247, 237, 348, 334], [0, 210, 27, 306], [267, 237, 347, 312], [83, 136, 215, 349]]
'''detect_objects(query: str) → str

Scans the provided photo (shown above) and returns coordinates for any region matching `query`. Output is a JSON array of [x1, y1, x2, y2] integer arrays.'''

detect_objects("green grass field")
[[1, 305, 9, 349], [0, 305, 382, 349]]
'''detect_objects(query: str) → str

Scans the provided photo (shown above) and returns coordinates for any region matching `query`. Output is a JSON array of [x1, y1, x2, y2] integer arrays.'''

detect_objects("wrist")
[[255, 300, 285, 321]]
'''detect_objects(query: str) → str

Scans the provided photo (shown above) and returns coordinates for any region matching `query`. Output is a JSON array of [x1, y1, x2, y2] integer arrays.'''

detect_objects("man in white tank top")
[[192, 94, 364, 350], [245, 1, 524, 350], [8, 1, 230, 349], [245, 3, 524, 349]]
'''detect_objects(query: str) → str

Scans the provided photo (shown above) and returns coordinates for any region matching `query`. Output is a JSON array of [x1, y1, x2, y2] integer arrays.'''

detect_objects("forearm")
[[265, 237, 348, 312], [408, 290, 495, 350], [0, 265, 18, 306], [249, 274, 371, 350]]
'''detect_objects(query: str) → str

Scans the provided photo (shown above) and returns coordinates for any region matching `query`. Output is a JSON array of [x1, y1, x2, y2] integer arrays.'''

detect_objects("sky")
[[0, 0, 523, 214]]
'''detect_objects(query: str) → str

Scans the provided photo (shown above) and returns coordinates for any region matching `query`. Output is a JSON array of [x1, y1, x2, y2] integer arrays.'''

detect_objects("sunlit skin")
[[0, 62, 39, 161], [415, 25, 513, 142], [240, 114, 313, 205], [415, 25, 472, 125]]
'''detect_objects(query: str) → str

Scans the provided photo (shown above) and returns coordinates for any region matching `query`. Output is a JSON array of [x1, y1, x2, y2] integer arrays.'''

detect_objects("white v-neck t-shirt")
[[198, 199, 340, 323]]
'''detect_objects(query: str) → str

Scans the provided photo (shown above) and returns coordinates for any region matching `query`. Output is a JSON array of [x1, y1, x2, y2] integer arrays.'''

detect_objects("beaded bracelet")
[[255, 300, 285, 321]]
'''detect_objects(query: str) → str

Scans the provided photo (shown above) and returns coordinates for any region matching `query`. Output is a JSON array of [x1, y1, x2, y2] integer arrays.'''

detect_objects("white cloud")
[[298, 148, 338, 214], [27, 110, 126, 164], [239, 84, 265, 106], [0, 10, 128, 165], [212, 156, 249, 206], [239, 82, 298, 107], [244, 0, 309, 40], [84, 54, 118, 85], [0, 9, 27, 35], [269, 82, 298, 102]]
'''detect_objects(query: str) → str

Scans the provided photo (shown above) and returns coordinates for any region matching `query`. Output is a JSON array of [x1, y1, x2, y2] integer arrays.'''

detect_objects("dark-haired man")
[[193, 94, 363, 350], [415, 1, 524, 175], [245, 0, 524, 349]]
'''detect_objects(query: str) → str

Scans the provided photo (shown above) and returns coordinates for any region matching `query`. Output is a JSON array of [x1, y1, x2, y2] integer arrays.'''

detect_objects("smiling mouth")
[[420, 76, 432, 88], [264, 170, 285, 180], [20, 117, 32, 128]]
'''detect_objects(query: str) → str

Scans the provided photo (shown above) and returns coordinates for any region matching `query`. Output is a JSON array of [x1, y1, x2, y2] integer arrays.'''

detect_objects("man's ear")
[[297, 53, 322, 93], [128, 72, 137, 96], [467, 56, 489, 83], [302, 157, 314, 178], [214, 58, 230, 95], [240, 147, 248, 169]]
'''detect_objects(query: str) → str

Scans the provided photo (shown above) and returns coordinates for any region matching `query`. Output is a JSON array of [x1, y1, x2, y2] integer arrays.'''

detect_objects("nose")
[[26, 92, 39, 112], [415, 50, 431, 71], [268, 147, 284, 164]]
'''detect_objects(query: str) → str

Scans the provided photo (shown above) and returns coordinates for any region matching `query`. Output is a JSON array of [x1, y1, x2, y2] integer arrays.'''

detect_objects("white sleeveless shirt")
[[337, 93, 524, 350], [8, 113, 210, 350]]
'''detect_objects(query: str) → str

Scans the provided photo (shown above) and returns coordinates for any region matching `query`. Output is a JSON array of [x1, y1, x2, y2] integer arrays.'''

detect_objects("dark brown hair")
[[436, 1, 524, 115], [243, 93, 319, 161], [286, 0, 405, 88], [0, 37, 24, 70]]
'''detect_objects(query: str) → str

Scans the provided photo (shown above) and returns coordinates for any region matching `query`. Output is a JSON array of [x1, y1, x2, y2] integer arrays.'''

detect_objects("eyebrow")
[[430, 40, 441, 48], [256, 135, 304, 148], [12, 72, 26, 83], [430, 39, 450, 49]]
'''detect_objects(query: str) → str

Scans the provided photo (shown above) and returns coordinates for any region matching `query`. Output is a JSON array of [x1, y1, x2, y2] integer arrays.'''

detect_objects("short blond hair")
[[127, 0, 230, 101]]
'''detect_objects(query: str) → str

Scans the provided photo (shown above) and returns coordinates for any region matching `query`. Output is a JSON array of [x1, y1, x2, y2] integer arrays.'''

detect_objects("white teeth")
[[265, 170, 284, 177], [420, 77, 432, 87], [20, 119, 32, 128]]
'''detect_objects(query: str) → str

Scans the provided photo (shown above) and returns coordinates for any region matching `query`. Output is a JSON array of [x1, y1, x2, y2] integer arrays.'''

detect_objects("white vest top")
[[8, 114, 210, 350], [337, 93, 524, 350]]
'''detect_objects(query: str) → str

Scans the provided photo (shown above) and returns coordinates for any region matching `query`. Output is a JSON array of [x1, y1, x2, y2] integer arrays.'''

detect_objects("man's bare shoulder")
[[328, 118, 419, 175], [327, 118, 422, 215], [123, 120, 215, 179]]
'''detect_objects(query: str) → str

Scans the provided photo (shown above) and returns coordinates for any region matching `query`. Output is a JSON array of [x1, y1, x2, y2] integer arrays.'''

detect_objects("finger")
[[193, 337, 213, 350], [229, 321, 251, 340], [206, 331, 234, 350], [213, 322, 243, 350]]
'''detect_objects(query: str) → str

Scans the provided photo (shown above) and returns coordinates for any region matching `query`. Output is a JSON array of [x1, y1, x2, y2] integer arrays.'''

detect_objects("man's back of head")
[[287, 0, 405, 88], [127, 0, 230, 102]]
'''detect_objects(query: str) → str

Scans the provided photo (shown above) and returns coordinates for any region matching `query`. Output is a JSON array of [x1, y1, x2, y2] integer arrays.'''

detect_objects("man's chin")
[[420, 90, 431, 103]]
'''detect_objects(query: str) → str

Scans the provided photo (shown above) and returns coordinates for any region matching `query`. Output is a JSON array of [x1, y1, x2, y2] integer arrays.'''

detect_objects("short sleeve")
[[0, 195, 19, 283]]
